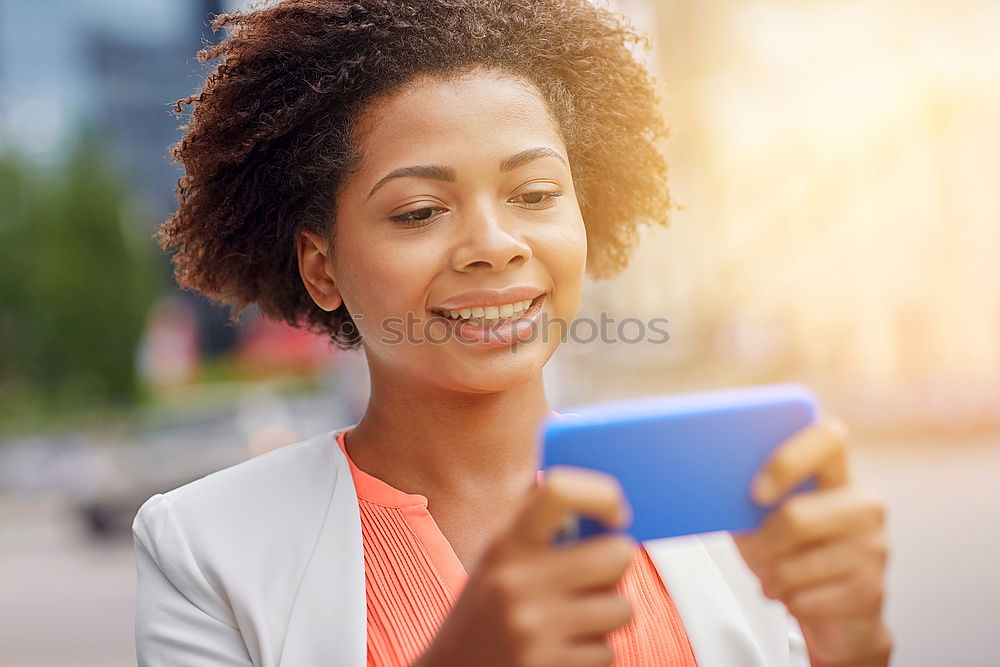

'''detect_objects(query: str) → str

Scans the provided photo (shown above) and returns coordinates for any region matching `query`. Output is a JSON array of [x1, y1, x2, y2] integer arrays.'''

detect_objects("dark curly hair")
[[159, 0, 671, 349]]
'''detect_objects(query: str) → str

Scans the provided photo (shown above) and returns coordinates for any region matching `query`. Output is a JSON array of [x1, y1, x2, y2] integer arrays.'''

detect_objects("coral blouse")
[[335, 428, 698, 667]]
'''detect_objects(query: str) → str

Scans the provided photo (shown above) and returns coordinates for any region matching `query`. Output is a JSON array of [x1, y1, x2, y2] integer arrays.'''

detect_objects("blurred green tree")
[[0, 131, 157, 413]]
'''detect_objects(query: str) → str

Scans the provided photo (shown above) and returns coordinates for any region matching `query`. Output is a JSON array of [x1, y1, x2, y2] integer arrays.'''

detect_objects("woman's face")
[[302, 69, 587, 394]]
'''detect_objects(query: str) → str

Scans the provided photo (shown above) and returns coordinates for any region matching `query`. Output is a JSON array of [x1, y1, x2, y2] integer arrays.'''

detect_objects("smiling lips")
[[438, 299, 533, 323], [430, 285, 545, 327], [432, 293, 546, 347]]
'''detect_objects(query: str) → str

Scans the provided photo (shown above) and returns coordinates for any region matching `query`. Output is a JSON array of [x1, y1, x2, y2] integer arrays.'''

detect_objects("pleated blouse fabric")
[[335, 428, 699, 667]]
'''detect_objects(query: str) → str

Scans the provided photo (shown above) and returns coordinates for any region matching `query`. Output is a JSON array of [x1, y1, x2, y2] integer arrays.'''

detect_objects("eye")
[[511, 190, 563, 209], [388, 206, 446, 226]]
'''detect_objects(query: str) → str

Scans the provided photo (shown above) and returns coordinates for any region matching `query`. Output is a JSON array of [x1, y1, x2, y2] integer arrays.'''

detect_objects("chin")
[[443, 344, 552, 394]]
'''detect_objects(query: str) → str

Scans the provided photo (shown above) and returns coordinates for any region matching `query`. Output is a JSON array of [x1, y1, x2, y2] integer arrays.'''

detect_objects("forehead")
[[350, 70, 566, 172]]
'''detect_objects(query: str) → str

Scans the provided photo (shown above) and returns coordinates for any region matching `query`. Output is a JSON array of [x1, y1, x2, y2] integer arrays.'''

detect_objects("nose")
[[451, 202, 532, 273]]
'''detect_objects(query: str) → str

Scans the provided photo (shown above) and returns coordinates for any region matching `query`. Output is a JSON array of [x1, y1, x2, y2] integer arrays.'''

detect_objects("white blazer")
[[133, 428, 810, 666]]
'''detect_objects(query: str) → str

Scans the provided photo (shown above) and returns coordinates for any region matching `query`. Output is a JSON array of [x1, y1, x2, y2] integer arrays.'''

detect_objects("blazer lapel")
[[278, 437, 367, 666], [644, 532, 789, 666]]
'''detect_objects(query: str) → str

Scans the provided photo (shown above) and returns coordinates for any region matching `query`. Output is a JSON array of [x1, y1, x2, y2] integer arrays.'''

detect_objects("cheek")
[[334, 227, 440, 328], [542, 215, 588, 304], [537, 207, 586, 258]]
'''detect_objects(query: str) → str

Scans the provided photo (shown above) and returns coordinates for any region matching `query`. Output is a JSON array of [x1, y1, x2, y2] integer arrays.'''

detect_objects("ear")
[[297, 229, 343, 312]]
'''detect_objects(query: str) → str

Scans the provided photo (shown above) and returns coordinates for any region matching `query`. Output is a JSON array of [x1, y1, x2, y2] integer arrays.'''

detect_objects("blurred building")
[[1, 0, 252, 363]]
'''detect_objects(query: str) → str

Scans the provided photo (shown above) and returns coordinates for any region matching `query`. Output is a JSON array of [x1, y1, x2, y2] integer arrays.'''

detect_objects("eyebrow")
[[366, 146, 567, 200]]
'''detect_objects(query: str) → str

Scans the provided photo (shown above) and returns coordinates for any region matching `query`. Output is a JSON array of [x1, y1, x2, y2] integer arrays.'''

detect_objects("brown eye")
[[512, 191, 562, 208], [389, 207, 444, 226]]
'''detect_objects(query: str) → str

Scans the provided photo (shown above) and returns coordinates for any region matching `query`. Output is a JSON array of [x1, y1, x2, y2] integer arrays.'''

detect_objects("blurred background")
[[0, 0, 997, 665]]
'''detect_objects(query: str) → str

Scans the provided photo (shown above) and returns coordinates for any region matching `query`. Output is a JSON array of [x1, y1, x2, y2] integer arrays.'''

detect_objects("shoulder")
[[135, 428, 352, 536], [132, 428, 357, 611], [148, 428, 350, 519]]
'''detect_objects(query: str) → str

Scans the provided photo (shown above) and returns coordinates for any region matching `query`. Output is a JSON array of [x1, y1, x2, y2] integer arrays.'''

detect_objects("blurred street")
[[0, 495, 136, 667], [1, 434, 997, 667]]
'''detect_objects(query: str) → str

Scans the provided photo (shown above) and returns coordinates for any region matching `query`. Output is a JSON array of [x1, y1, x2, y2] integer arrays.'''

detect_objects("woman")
[[134, 1, 893, 665]]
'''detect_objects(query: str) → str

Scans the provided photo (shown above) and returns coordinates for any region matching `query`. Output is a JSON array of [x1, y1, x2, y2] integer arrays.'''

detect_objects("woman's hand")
[[732, 418, 894, 667], [414, 467, 635, 667]]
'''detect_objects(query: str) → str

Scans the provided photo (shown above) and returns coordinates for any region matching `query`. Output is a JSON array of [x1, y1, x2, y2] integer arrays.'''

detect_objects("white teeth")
[[440, 297, 537, 322]]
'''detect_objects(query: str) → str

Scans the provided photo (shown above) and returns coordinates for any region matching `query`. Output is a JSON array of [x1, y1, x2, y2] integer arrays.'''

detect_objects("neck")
[[344, 356, 551, 499]]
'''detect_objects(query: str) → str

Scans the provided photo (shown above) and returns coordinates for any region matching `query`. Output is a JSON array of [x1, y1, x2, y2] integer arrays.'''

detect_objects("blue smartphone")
[[540, 383, 819, 543]]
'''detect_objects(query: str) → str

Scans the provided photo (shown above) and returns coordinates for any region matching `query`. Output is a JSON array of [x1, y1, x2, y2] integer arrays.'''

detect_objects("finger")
[[752, 418, 851, 506], [765, 533, 886, 599], [535, 533, 636, 592], [758, 486, 886, 555], [558, 642, 617, 667], [786, 573, 885, 620], [731, 530, 768, 572], [552, 593, 634, 639], [515, 466, 632, 547]]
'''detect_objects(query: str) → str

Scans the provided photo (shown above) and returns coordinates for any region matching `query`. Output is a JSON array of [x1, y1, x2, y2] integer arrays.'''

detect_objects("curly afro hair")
[[159, 0, 671, 349]]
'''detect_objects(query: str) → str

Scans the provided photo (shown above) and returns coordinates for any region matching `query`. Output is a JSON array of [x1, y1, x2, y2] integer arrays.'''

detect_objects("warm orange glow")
[[570, 1, 1000, 430]]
